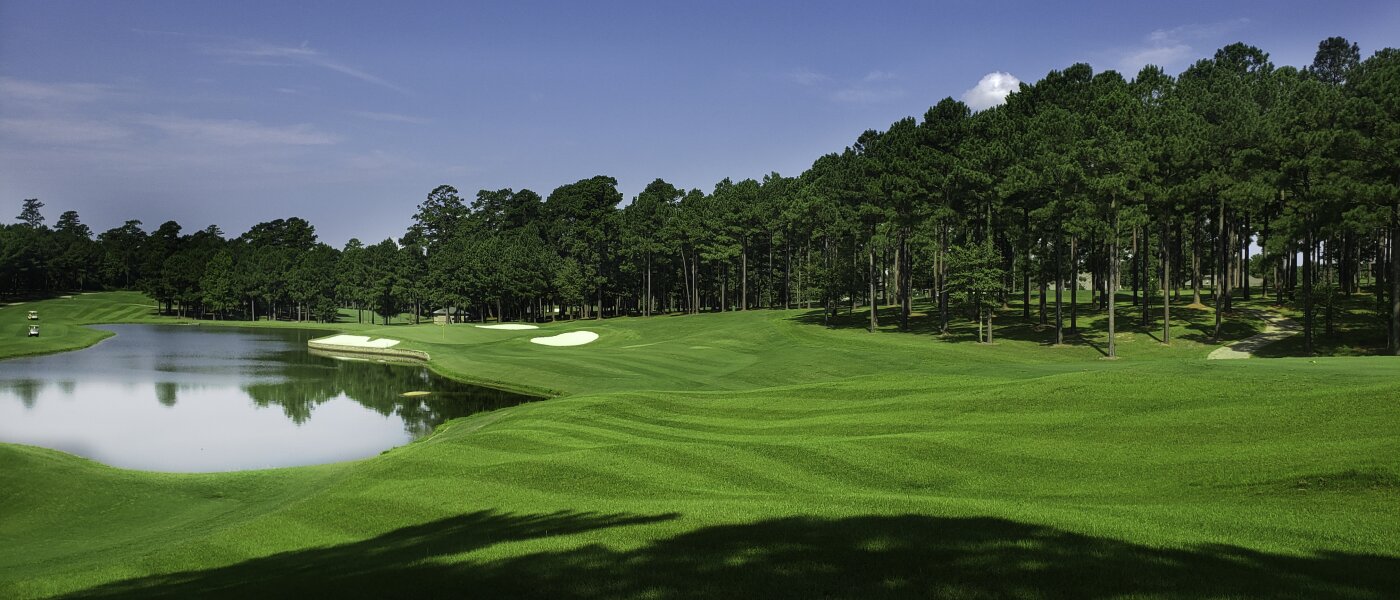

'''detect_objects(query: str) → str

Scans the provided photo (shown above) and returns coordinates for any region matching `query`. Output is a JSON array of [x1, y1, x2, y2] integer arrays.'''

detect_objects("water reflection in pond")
[[0, 324, 537, 472]]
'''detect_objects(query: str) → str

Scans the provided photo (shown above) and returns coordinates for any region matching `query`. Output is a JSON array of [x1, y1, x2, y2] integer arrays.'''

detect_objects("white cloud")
[[786, 68, 831, 86], [0, 117, 131, 144], [346, 110, 430, 124], [136, 115, 340, 146], [961, 72, 1020, 111], [0, 77, 118, 104], [863, 70, 897, 82], [1117, 18, 1251, 73]]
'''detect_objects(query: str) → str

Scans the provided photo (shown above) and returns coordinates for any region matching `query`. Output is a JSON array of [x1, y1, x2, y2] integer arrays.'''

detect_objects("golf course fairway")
[[1, 292, 1398, 598]]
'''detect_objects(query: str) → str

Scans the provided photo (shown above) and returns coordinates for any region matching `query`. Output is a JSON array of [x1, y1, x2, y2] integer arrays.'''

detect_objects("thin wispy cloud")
[[1149, 19, 1253, 44], [786, 68, 831, 86], [830, 86, 906, 104], [787, 67, 903, 104], [0, 117, 131, 144], [347, 110, 430, 124], [0, 73, 340, 148], [1120, 45, 1193, 72], [345, 150, 419, 172], [209, 39, 411, 94], [1117, 18, 1251, 73], [961, 72, 1020, 111], [135, 29, 410, 94], [0, 77, 119, 104], [136, 115, 341, 146]]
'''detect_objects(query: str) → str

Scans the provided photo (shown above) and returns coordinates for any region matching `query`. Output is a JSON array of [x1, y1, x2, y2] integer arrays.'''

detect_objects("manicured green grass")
[[1, 292, 1397, 598]]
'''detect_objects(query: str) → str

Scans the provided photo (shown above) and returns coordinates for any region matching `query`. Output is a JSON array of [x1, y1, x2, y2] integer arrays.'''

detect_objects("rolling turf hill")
[[1, 292, 1397, 598]]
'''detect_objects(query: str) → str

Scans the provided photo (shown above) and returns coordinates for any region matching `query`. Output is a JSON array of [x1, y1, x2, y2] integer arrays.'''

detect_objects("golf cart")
[[28, 325, 39, 337], [27, 310, 38, 320]]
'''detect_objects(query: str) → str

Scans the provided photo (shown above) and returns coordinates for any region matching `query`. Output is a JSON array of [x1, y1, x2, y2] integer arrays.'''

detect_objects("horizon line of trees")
[[3, 37, 1398, 356]]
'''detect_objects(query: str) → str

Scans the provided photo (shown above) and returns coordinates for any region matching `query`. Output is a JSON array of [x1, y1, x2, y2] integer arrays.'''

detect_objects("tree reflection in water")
[[243, 348, 537, 437]]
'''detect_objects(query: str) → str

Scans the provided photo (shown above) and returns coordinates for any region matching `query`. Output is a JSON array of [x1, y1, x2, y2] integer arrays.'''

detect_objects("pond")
[[0, 324, 538, 472]]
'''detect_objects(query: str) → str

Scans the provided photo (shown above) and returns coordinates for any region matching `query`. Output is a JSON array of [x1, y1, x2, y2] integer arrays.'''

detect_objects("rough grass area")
[[2, 292, 1397, 598], [1255, 291, 1394, 357]]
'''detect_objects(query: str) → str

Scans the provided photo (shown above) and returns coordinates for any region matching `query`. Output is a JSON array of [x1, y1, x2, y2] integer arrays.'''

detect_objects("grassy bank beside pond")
[[2, 292, 1397, 598]]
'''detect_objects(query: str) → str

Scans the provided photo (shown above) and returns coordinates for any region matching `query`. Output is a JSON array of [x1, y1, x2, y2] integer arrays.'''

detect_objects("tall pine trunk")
[[1054, 232, 1063, 345], [1108, 196, 1118, 359], [1391, 201, 1400, 354], [1141, 226, 1151, 328], [1214, 200, 1228, 340], [1161, 219, 1171, 345], [1070, 237, 1078, 334], [596, 259, 604, 320], [868, 236, 878, 333], [939, 224, 950, 333], [1131, 228, 1139, 305], [1023, 206, 1032, 320], [899, 230, 911, 331], [1191, 225, 1202, 306], [740, 239, 748, 311], [1304, 223, 1315, 355], [987, 299, 995, 344]]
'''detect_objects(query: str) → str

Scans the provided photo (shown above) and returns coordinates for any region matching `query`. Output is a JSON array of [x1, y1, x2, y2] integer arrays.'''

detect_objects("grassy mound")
[[1, 293, 1397, 598]]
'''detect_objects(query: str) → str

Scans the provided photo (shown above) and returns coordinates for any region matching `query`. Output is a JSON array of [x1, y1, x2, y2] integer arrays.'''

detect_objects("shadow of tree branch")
[[64, 512, 1397, 599]]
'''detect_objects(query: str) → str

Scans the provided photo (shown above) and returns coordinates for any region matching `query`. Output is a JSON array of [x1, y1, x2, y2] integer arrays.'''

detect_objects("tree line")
[[3, 38, 1397, 356]]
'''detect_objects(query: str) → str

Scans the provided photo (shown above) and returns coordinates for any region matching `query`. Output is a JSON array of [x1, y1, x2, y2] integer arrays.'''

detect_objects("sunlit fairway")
[[2, 292, 1398, 598]]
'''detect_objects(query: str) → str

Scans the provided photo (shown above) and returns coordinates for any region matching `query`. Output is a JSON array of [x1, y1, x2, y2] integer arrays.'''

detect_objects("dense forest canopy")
[[3, 38, 1398, 356]]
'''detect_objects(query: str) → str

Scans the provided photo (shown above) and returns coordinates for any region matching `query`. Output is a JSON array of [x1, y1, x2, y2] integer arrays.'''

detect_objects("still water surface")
[[0, 324, 535, 472]]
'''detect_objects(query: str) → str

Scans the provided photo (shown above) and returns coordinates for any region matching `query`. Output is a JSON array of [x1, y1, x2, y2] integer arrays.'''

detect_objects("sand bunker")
[[313, 334, 401, 349], [529, 331, 599, 347], [475, 324, 540, 330]]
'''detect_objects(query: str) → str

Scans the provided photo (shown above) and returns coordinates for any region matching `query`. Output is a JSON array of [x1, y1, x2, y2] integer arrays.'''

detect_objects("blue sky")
[[2, 0, 1397, 246]]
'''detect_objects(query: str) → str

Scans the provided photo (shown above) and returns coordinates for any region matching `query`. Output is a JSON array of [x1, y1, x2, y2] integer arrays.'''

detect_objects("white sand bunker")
[[314, 334, 401, 349], [530, 331, 599, 347], [475, 324, 540, 330]]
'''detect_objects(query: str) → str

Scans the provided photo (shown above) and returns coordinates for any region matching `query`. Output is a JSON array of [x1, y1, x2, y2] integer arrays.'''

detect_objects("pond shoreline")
[[2, 322, 543, 472], [2, 300, 558, 400]]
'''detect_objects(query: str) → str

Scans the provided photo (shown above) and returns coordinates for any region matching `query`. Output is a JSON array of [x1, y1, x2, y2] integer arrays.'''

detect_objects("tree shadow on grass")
[[787, 304, 1062, 347], [788, 304, 951, 337], [1172, 305, 1265, 345], [64, 512, 1398, 599], [785, 298, 1249, 355], [791, 305, 1129, 358]]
